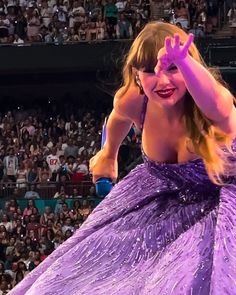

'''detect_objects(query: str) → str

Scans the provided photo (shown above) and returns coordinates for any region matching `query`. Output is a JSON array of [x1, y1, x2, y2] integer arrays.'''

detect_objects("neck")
[[157, 97, 186, 124]]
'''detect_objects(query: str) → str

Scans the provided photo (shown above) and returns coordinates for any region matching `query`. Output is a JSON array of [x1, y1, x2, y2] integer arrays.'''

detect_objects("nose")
[[155, 71, 170, 86]]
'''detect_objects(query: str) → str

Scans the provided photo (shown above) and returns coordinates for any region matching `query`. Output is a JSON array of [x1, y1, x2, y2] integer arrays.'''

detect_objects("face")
[[28, 200, 34, 206], [138, 62, 187, 108]]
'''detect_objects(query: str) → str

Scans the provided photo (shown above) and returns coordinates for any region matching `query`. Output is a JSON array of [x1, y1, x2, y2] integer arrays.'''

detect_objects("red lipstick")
[[156, 89, 175, 98]]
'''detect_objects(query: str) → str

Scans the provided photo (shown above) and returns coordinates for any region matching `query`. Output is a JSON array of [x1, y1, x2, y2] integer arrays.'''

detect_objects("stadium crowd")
[[0, 0, 227, 44], [0, 100, 141, 292]]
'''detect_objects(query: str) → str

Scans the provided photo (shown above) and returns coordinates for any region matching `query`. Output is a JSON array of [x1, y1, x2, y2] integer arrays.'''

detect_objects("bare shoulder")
[[114, 85, 144, 123]]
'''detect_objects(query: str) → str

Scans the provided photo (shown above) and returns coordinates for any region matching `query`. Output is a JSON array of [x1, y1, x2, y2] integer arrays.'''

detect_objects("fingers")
[[182, 33, 194, 55], [165, 36, 172, 52], [173, 33, 180, 49], [165, 33, 193, 53]]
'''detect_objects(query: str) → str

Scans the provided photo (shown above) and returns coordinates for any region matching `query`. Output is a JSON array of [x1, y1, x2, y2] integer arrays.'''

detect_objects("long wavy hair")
[[116, 21, 235, 184]]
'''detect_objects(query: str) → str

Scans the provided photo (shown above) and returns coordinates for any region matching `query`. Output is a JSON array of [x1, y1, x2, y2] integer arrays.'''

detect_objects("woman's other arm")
[[89, 86, 143, 183]]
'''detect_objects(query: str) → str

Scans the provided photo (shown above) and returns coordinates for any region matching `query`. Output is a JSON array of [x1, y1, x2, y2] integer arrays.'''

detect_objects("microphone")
[[95, 117, 113, 197]]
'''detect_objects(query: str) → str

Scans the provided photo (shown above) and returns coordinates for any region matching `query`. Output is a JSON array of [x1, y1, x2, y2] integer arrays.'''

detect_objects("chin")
[[155, 93, 184, 107], [153, 97, 179, 107]]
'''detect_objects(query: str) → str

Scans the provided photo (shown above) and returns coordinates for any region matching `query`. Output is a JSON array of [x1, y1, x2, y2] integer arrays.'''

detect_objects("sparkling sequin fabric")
[[9, 153, 236, 295]]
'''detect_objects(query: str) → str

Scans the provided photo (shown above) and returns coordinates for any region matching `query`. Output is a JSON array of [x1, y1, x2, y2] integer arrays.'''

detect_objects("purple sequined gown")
[[8, 151, 236, 295]]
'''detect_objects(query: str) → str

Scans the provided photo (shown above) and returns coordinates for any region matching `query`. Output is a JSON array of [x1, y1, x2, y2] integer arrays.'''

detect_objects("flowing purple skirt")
[[9, 156, 236, 295]]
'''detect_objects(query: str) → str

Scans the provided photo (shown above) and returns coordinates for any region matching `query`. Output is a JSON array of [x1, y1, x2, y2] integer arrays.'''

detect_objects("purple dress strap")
[[140, 95, 148, 132]]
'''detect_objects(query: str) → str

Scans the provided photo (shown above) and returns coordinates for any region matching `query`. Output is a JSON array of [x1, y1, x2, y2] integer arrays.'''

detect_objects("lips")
[[156, 88, 175, 98]]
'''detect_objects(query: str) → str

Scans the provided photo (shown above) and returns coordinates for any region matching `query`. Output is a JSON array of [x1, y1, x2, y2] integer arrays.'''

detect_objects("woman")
[[174, 1, 189, 30], [16, 161, 27, 188], [227, 1, 236, 37], [22, 199, 37, 218], [26, 9, 41, 42], [14, 262, 29, 286], [8, 22, 236, 294], [38, 160, 51, 184]]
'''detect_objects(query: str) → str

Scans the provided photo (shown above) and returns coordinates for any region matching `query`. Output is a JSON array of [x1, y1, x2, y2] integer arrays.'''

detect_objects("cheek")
[[140, 76, 156, 93], [173, 73, 186, 91]]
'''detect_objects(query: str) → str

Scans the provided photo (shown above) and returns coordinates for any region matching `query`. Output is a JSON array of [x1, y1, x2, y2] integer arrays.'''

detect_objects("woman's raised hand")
[[155, 33, 194, 74]]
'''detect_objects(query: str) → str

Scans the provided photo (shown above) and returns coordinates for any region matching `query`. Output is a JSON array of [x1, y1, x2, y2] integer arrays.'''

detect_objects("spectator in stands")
[[0, 12, 10, 43], [53, 185, 69, 199], [174, 1, 189, 30], [69, 188, 82, 198], [78, 199, 92, 220], [86, 185, 97, 200], [60, 202, 71, 218], [64, 138, 78, 159], [24, 237, 35, 252], [26, 165, 39, 184], [12, 218, 26, 238], [41, 218, 54, 236], [53, 0, 68, 27], [133, 12, 145, 37], [64, 228, 73, 240], [20, 251, 33, 271], [26, 214, 41, 242], [116, 12, 133, 38], [206, 0, 218, 29], [96, 14, 106, 39], [0, 215, 13, 233], [23, 199, 37, 217], [28, 250, 41, 271], [3, 148, 18, 183], [78, 140, 92, 157], [43, 229, 55, 253], [87, 21, 99, 40], [8, 199, 18, 214], [69, 200, 83, 220], [68, 0, 86, 29], [5, 237, 15, 260], [227, 1, 236, 37], [104, 0, 118, 39], [194, 1, 207, 32], [62, 217, 74, 234], [53, 230, 64, 248], [29, 141, 40, 156], [16, 162, 27, 188], [24, 184, 40, 199], [189, 21, 205, 38], [149, 0, 164, 21], [38, 160, 52, 185], [0, 279, 11, 294], [40, 206, 52, 227], [0, 226, 9, 257], [54, 194, 68, 215], [46, 147, 60, 181], [13, 261, 29, 286], [40, 0, 52, 28], [63, 155, 75, 179], [26, 8, 41, 42], [6, 5, 17, 38]]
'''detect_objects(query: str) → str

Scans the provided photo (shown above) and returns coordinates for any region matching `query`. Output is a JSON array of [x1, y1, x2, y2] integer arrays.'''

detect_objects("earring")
[[135, 75, 144, 95]]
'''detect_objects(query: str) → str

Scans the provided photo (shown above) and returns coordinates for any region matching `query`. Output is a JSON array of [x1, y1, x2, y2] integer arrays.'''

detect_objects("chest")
[[141, 111, 197, 163]]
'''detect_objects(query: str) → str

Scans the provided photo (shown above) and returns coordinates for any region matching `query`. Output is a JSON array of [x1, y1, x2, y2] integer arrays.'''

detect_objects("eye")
[[167, 65, 178, 72]]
